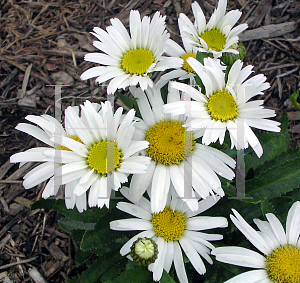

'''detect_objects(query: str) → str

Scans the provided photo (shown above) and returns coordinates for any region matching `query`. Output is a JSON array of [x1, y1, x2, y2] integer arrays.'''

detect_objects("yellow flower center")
[[207, 89, 237, 122], [87, 141, 122, 176], [145, 119, 195, 165], [200, 29, 226, 51], [56, 135, 83, 151], [151, 206, 187, 241], [121, 48, 154, 76], [266, 245, 300, 283], [180, 52, 196, 73]]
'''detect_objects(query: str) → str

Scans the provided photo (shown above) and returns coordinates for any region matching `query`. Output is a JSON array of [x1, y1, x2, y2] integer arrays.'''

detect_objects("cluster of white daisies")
[[11, 1, 300, 283]]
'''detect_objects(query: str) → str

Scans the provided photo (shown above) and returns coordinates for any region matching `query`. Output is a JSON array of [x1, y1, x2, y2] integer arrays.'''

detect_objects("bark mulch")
[[0, 0, 300, 282]]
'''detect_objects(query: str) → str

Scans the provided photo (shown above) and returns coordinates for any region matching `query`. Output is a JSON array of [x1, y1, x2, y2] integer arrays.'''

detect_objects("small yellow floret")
[[266, 245, 300, 283], [200, 29, 226, 51], [121, 48, 154, 75], [87, 141, 122, 176], [145, 119, 195, 165], [207, 89, 237, 122], [180, 52, 197, 73], [151, 206, 187, 241]]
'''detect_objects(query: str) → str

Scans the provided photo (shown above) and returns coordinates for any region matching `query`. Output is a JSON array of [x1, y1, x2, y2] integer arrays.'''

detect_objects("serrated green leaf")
[[245, 152, 300, 202], [160, 270, 176, 283], [31, 198, 115, 223], [261, 198, 276, 218], [245, 112, 290, 173], [207, 195, 263, 224], [67, 251, 122, 283], [80, 207, 127, 252], [269, 196, 295, 224], [58, 218, 95, 234], [290, 91, 300, 110]]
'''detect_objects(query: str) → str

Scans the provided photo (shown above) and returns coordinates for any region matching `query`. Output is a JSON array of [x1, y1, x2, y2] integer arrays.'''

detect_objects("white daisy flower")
[[10, 107, 88, 212], [80, 10, 182, 94], [43, 100, 150, 209], [163, 57, 281, 158], [156, 39, 198, 88], [212, 201, 300, 283], [130, 85, 235, 213], [110, 187, 228, 283], [179, 0, 248, 58]]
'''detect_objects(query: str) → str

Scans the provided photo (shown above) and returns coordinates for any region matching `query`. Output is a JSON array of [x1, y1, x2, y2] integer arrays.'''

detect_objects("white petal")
[[116, 202, 152, 220], [179, 237, 206, 275], [109, 218, 152, 231], [212, 246, 266, 268], [173, 241, 188, 283], [286, 201, 300, 245], [265, 213, 287, 246], [223, 269, 269, 283], [151, 165, 170, 213]]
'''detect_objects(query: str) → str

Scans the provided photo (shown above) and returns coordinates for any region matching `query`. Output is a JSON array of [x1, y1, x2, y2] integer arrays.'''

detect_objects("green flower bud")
[[221, 42, 246, 66], [130, 237, 158, 266]]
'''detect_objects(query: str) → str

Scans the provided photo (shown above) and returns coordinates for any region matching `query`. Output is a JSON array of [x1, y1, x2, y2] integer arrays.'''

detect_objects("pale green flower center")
[[151, 206, 187, 241], [121, 48, 154, 75], [180, 52, 196, 73], [130, 237, 158, 266], [200, 29, 226, 51], [145, 120, 195, 165], [207, 89, 237, 122], [266, 245, 300, 283], [135, 238, 156, 259], [87, 141, 122, 176]]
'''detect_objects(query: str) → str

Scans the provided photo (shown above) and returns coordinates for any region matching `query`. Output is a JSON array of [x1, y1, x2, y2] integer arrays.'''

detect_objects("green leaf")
[[161, 83, 169, 104], [160, 270, 176, 283], [67, 250, 122, 283], [111, 263, 153, 283], [245, 150, 300, 202], [115, 91, 134, 109], [31, 198, 114, 223], [80, 207, 128, 252], [74, 248, 91, 265], [196, 51, 209, 64], [245, 112, 290, 173], [132, 98, 141, 118], [100, 257, 128, 283], [261, 198, 276, 218], [290, 91, 300, 110], [58, 218, 95, 234], [115, 91, 142, 119], [269, 196, 295, 224]]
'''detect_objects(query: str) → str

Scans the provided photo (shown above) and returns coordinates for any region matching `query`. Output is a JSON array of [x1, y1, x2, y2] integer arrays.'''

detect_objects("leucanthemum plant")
[[130, 85, 235, 213], [110, 187, 228, 283], [164, 57, 281, 157], [42, 100, 150, 209], [179, 0, 248, 58], [212, 201, 300, 283], [80, 10, 182, 94]]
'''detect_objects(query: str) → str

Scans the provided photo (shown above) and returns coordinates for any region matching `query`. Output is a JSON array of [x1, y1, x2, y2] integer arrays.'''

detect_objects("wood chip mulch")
[[0, 0, 300, 282]]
